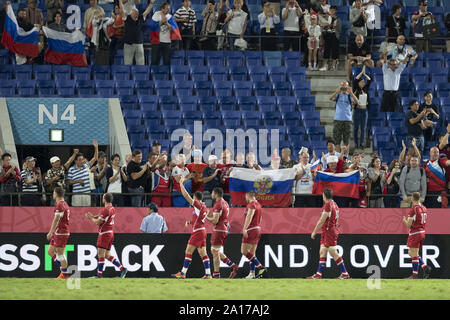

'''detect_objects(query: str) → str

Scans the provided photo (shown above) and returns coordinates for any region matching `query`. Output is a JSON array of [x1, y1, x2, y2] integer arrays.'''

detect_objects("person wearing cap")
[[140, 202, 168, 233], [171, 154, 194, 207], [202, 154, 223, 207], [20, 156, 42, 206], [411, 0, 435, 53], [258, 1, 280, 51], [187, 149, 207, 193]]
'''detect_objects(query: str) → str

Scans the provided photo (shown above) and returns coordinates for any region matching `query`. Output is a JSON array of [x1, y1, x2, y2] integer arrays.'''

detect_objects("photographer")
[[411, 0, 435, 52], [418, 91, 439, 144], [350, 0, 367, 39], [258, 1, 280, 51], [282, 0, 303, 52], [199, 0, 219, 50]]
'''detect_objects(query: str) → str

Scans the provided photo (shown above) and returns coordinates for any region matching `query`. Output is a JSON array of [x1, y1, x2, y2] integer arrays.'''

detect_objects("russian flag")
[[149, 11, 182, 44], [229, 168, 296, 207], [1, 4, 39, 57], [312, 171, 360, 199], [310, 159, 321, 172], [42, 27, 87, 67]]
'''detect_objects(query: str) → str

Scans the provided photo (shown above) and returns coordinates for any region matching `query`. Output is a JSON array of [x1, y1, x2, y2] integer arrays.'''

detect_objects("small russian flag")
[[310, 159, 321, 172], [312, 171, 360, 199], [149, 11, 182, 44]]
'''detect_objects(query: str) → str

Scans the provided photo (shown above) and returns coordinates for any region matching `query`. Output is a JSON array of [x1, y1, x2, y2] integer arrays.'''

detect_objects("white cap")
[[208, 155, 218, 162], [50, 156, 60, 164], [327, 155, 338, 163]]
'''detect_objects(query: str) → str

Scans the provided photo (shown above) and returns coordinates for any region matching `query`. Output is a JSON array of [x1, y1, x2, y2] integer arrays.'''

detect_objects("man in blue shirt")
[[140, 202, 168, 233], [329, 81, 359, 151]]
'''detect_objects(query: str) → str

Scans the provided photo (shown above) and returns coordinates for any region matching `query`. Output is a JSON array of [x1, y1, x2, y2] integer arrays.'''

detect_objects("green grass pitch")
[[1, 278, 449, 300]]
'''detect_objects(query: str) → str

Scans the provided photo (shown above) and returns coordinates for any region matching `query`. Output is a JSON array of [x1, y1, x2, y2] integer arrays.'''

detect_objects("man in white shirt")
[[150, 2, 173, 66], [321, 139, 340, 170], [224, 0, 247, 50], [293, 150, 317, 207], [258, 1, 280, 51], [380, 53, 410, 112], [282, 0, 302, 51]]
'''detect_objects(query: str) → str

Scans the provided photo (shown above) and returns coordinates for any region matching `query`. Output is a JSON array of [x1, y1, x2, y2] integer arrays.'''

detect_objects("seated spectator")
[[329, 81, 359, 150], [383, 159, 402, 208], [346, 34, 374, 81], [174, 0, 197, 50], [321, 139, 340, 169], [411, 0, 436, 53], [245, 152, 262, 170], [379, 55, 409, 112], [151, 2, 174, 65], [25, 0, 43, 26], [386, 3, 406, 43], [0, 153, 21, 206], [45, 0, 64, 25], [140, 202, 168, 233], [186, 149, 207, 193], [423, 147, 450, 208], [171, 154, 193, 207], [109, 4, 125, 65], [106, 153, 128, 207], [49, 11, 70, 32], [127, 149, 150, 207], [350, 0, 368, 39], [367, 156, 386, 208], [202, 155, 223, 207], [258, 1, 280, 51], [305, 13, 321, 70], [399, 154, 426, 208], [149, 153, 172, 207], [406, 100, 427, 154], [352, 65, 372, 149], [20, 156, 42, 206], [319, 5, 341, 71], [199, 0, 219, 50], [293, 149, 316, 207], [418, 91, 439, 144], [385, 35, 418, 66], [224, 0, 247, 50], [281, 148, 298, 168], [120, 0, 153, 66], [282, 0, 303, 52]]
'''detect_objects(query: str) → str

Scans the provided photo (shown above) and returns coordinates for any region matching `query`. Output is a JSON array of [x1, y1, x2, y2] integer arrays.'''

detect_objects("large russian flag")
[[312, 171, 360, 199], [229, 168, 296, 207], [1, 4, 39, 57], [149, 12, 182, 44], [42, 27, 87, 67]]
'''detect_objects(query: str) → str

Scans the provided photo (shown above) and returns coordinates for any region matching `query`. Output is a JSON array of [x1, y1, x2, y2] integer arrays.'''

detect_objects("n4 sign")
[[38, 104, 77, 125]]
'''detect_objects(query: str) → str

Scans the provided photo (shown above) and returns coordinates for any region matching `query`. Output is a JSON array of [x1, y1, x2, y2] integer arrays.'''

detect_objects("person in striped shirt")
[[174, 0, 197, 49], [67, 140, 98, 207], [20, 156, 42, 206]]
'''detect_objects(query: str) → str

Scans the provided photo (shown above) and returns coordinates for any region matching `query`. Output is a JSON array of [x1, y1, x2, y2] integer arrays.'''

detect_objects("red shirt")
[[324, 159, 345, 173], [424, 158, 448, 192], [54, 200, 70, 235], [192, 200, 208, 232], [152, 166, 170, 194], [320, 200, 339, 233], [212, 198, 230, 232], [408, 204, 427, 235], [98, 205, 116, 234], [217, 163, 234, 193], [186, 163, 207, 192], [245, 200, 262, 231], [0, 165, 21, 184], [438, 143, 450, 185]]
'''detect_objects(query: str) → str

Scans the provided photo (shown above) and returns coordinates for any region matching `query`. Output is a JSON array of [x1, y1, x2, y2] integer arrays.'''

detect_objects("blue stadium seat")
[[179, 96, 198, 111], [126, 119, 142, 127], [131, 65, 150, 80], [386, 112, 404, 128], [183, 111, 204, 123], [53, 65, 72, 81], [171, 65, 190, 81], [307, 126, 326, 141], [241, 111, 261, 126], [248, 65, 268, 82], [190, 65, 210, 81], [123, 109, 143, 120], [272, 82, 291, 96], [194, 81, 213, 96], [15, 65, 33, 80], [0, 50, 10, 64], [230, 66, 248, 81], [155, 80, 174, 96], [143, 110, 162, 123], [37, 80, 55, 95], [431, 73, 448, 84], [233, 81, 253, 97], [210, 66, 229, 81], [0, 80, 17, 96], [159, 96, 179, 110], [76, 80, 95, 95], [56, 80, 75, 96], [116, 80, 135, 96], [245, 52, 263, 66], [0, 65, 14, 80], [218, 96, 237, 111], [222, 110, 241, 125], [399, 82, 415, 97], [120, 95, 139, 110], [257, 96, 277, 112], [238, 96, 258, 111], [414, 82, 434, 95], [162, 110, 183, 126], [198, 96, 217, 111], [92, 65, 110, 80], [174, 80, 194, 96], [282, 112, 302, 127], [225, 53, 244, 67], [136, 80, 154, 95], [95, 80, 115, 96], [33, 65, 53, 80], [264, 51, 282, 67], [287, 68, 306, 82], [111, 65, 131, 81], [205, 51, 224, 66], [213, 81, 233, 96], [283, 53, 302, 68], [268, 66, 287, 82], [253, 81, 272, 96], [151, 66, 170, 80], [187, 51, 205, 66], [287, 126, 307, 140], [139, 95, 159, 112], [277, 96, 296, 112], [436, 83, 450, 98]]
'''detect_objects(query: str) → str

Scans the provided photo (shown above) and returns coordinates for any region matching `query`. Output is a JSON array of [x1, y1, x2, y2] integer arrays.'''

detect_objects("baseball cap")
[[327, 155, 338, 163], [152, 140, 161, 146], [147, 202, 158, 212], [192, 149, 202, 157], [50, 156, 60, 164], [25, 156, 36, 162], [208, 155, 218, 162]]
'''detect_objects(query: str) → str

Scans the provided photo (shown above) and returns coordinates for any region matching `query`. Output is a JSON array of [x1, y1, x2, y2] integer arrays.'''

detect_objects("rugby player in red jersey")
[[206, 187, 238, 279], [241, 191, 266, 279], [308, 189, 350, 279], [171, 176, 212, 279], [403, 192, 432, 279], [86, 193, 128, 278], [47, 187, 71, 279]]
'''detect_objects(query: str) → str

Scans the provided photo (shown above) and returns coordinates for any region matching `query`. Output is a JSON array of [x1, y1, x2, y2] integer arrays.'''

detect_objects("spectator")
[[438, 124, 450, 159], [234, 152, 245, 167], [321, 139, 340, 169], [120, 0, 152, 66], [122, 153, 132, 206], [105, 153, 128, 207], [186, 149, 207, 193], [93, 151, 108, 203], [383, 159, 402, 208], [245, 152, 262, 170], [217, 149, 234, 200], [418, 91, 439, 144], [305, 13, 321, 70], [329, 81, 359, 150], [423, 147, 450, 208], [282, 0, 303, 52], [258, 0, 280, 51], [349, 0, 368, 39], [324, 153, 345, 174], [406, 100, 427, 154], [178, 133, 195, 163], [149, 153, 171, 207], [293, 149, 316, 207], [348, 153, 368, 208], [152, 140, 162, 155], [319, 5, 340, 71], [379, 55, 409, 112], [48, 11, 70, 32], [386, 3, 406, 43], [367, 156, 386, 208], [150, 2, 174, 66], [411, 0, 435, 53], [127, 149, 150, 207], [174, 0, 197, 50], [399, 155, 426, 208], [20, 156, 42, 206], [270, 153, 281, 170], [140, 202, 168, 233], [109, 4, 125, 65], [14, 9, 39, 65], [224, 0, 247, 50], [145, 152, 158, 198], [0, 153, 21, 206], [202, 155, 223, 207], [90, 12, 115, 65], [382, 35, 418, 66], [216, 0, 230, 50], [352, 65, 372, 150], [281, 148, 298, 168], [45, 0, 64, 25], [83, 0, 105, 33], [171, 154, 193, 207], [25, 0, 43, 26], [199, 0, 219, 50], [346, 34, 374, 81]]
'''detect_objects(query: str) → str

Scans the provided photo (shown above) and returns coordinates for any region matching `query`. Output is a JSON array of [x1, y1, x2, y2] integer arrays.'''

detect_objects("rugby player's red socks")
[[52, 255, 61, 267], [97, 257, 105, 277], [222, 257, 235, 267], [108, 256, 124, 271], [335, 256, 348, 275], [245, 252, 262, 269], [202, 256, 211, 276], [412, 256, 419, 277], [316, 257, 326, 276], [418, 256, 426, 270]]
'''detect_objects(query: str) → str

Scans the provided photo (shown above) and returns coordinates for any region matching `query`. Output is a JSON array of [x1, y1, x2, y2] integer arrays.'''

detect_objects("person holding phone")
[[418, 91, 439, 144]]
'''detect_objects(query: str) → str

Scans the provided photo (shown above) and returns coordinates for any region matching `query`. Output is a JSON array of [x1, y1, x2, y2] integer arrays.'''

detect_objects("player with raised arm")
[[241, 191, 266, 279], [206, 187, 239, 279], [308, 189, 350, 279], [86, 193, 128, 278], [171, 176, 212, 279], [46, 187, 71, 279], [402, 192, 432, 279]]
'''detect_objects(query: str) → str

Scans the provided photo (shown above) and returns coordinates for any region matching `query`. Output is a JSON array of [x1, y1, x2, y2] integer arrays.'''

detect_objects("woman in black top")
[[386, 3, 406, 43], [352, 65, 372, 149], [384, 159, 402, 208], [367, 156, 386, 208], [418, 91, 439, 144]]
